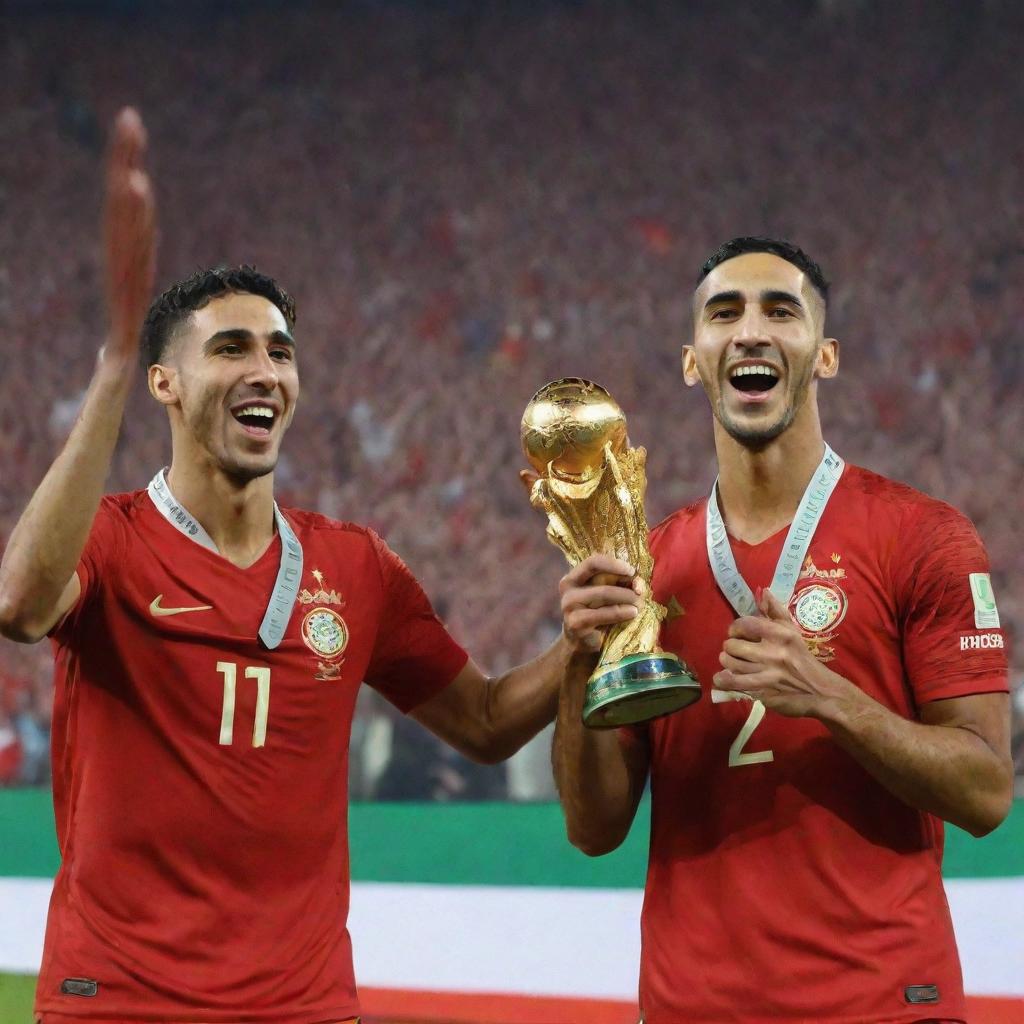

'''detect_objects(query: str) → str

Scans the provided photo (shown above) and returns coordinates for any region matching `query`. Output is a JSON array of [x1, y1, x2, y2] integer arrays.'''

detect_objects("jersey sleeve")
[[894, 499, 1008, 703], [364, 531, 469, 713], [50, 495, 130, 641]]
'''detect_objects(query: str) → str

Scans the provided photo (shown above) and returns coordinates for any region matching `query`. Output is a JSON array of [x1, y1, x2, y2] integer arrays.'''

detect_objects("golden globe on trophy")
[[521, 378, 701, 728]]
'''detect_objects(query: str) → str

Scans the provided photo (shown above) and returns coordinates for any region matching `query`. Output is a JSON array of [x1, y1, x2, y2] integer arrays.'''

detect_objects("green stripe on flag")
[[1, 789, 1021, 885]]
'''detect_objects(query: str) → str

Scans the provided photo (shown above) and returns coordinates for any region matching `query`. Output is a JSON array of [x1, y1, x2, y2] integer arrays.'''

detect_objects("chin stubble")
[[184, 385, 279, 484], [715, 358, 814, 449]]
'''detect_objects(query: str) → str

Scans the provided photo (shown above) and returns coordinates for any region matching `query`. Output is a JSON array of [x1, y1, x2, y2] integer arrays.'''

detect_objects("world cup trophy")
[[521, 378, 701, 727]]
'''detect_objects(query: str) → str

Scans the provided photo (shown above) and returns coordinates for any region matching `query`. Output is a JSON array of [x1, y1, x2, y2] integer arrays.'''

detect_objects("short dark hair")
[[697, 236, 830, 304], [141, 265, 297, 367]]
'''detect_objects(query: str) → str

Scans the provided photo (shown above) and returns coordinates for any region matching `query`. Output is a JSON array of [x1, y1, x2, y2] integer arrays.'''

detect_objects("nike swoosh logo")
[[149, 594, 214, 617]]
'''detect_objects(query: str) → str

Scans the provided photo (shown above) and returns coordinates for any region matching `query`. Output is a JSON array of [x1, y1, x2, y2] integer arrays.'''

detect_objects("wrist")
[[808, 671, 870, 729], [95, 344, 138, 384]]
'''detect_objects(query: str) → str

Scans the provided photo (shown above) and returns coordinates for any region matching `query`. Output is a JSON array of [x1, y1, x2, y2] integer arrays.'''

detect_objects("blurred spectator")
[[0, 708, 22, 785], [0, 0, 1021, 795]]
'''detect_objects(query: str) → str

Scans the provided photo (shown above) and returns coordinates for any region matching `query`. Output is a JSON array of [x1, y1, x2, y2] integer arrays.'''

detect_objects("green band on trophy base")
[[583, 652, 701, 728]]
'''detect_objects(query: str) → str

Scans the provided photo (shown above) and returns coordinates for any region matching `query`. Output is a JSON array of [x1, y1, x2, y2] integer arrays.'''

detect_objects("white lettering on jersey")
[[959, 633, 1005, 651]]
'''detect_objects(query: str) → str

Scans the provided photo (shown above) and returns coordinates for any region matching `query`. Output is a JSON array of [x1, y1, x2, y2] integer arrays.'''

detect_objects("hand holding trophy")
[[522, 378, 701, 727]]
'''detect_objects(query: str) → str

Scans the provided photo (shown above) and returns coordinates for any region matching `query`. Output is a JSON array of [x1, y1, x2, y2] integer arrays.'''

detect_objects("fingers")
[[711, 670, 758, 699], [558, 554, 646, 652], [719, 638, 765, 674], [107, 107, 147, 180], [568, 603, 640, 631], [103, 108, 156, 353], [561, 553, 636, 591], [714, 669, 772, 693], [518, 468, 540, 495], [565, 584, 643, 611], [563, 602, 639, 652], [560, 556, 643, 652], [758, 587, 795, 623], [728, 615, 774, 641], [561, 579, 643, 634]]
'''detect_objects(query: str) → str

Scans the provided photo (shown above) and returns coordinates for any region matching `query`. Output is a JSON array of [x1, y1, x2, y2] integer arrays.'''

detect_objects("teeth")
[[236, 406, 274, 419], [730, 365, 779, 379]]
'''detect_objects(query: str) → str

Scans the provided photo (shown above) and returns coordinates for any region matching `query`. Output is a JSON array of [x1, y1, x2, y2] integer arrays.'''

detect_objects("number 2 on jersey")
[[217, 662, 271, 747], [728, 699, 774, 767]]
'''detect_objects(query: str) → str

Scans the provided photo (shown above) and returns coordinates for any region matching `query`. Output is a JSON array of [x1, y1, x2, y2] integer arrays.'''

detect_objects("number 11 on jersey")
[[217, 662, 271, 747]]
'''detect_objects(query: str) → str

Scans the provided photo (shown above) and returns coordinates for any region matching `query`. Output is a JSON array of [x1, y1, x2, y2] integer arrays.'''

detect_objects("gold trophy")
[[522, 378, 701, 728]]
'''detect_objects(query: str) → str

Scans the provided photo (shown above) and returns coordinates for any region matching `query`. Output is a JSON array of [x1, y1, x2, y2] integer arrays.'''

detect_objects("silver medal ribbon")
[[147, 469, 302, 649], [706, 444, 844, 701]]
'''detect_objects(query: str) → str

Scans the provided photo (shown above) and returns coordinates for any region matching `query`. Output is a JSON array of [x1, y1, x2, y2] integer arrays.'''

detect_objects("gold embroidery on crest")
[[298, 569, 345, 607], [789, 559, 849, 664], [300, 569, 349, 680], [799, 554, 846, 581]]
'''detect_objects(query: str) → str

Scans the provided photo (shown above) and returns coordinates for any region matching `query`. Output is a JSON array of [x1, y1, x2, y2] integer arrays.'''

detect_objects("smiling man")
[[0, 111, 570, 1024], [552, 237, 1013, 1023]]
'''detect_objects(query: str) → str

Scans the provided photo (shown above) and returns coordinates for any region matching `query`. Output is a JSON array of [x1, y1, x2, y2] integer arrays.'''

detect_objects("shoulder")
[[279, 507, 381, 546], [839, 465, 987, 584], [279, 507, 407, 579], [840, 464, 978, 537], [100, 489, 148, 516], [650, 497, 708, 547], [91, 489, 149, 539]]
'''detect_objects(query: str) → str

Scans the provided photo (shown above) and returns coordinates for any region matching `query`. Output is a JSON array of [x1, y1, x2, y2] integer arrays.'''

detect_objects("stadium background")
[[1, 0, 1021, 1020]]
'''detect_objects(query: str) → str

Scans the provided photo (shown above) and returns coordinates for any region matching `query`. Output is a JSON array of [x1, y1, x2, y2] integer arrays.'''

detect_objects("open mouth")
[[231, 404, 277, 436], [728, 364, 781, 397]]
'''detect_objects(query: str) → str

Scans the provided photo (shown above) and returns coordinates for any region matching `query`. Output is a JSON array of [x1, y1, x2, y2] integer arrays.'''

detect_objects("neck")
[[165, 459, 276, 569], [713, 409, 826, 545]]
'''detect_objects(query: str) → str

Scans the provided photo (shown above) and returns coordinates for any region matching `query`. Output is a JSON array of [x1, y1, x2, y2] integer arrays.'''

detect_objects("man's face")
[[684, 252, 837, 447], [152, 292, 299, 482]]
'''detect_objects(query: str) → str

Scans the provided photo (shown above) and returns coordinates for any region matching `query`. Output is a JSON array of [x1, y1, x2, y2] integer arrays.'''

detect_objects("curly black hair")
[[697, 237, 830, 304], [140, 265, 296, 367]]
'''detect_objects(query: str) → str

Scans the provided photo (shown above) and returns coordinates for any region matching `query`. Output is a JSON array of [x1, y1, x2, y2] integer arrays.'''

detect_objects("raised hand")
[[559, 553, 644, 653], [103, 107, 156, 361], [713, 588, 853, 717]]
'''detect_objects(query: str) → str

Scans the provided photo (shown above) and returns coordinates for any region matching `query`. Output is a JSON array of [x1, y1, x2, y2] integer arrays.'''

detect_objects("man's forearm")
[[817, 686, 1012, 837], [479, 636, 573, 761], [0, 351, 134, 638], [553, 650, 646, 855]]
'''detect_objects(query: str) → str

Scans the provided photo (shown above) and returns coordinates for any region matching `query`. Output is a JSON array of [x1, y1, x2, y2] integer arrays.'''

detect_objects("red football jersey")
[[634, 465, 1008, 1024], [37, 490, 467, 1023]]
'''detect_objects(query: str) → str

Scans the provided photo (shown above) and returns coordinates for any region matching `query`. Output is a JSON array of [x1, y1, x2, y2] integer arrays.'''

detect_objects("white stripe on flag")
[[2, 878, 1022, 997]]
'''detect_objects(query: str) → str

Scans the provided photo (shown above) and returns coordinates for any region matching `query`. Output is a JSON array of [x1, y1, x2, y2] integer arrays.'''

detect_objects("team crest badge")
[[789, 555, 849, 663], [300, 569, 348, 680]]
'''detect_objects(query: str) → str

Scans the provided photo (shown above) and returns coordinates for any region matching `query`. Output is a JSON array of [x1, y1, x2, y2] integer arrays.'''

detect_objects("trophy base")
[[583, 652, 701, 729]]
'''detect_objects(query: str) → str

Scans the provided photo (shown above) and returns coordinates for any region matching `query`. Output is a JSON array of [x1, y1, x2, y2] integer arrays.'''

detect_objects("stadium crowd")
[[1, 0, 1021, 795]]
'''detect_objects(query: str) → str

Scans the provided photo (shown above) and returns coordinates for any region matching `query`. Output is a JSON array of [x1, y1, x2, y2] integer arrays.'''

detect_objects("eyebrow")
[[703, 289, 804, 311], [703, 290, 742, 309], [203, 328, 296, 353], [760, 290, 804, 308]]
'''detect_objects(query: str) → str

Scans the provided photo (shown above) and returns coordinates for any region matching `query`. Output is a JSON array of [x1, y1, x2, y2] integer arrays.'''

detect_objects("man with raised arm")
[[0, 110, 568, 1024], [553, 237, 1012, 1024]]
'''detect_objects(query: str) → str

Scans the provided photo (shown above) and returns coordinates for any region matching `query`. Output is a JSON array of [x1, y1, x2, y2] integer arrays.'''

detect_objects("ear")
[[148, 363, 180, 407], [682, 345, 701, 388], [815, 338, 839, 380]]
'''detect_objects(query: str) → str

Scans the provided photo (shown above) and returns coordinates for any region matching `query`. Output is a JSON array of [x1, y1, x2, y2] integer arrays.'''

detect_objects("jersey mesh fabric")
[[37, 491, 467, 1022], [631, 465, 1007, 1024]]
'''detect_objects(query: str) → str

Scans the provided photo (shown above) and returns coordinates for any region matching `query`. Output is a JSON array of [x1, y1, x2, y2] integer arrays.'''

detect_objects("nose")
[[244, 348, 280, 391], [732, 309, 771, 348]]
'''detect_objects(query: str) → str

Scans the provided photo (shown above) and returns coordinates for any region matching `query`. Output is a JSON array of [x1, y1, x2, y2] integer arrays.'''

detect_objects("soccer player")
[[0, 110, 568, 1023], [553, 237, 1013, 1024]]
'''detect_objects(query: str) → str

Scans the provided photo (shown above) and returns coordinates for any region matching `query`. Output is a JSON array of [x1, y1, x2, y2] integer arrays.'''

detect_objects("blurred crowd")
[[1, 0, 1022, 795]]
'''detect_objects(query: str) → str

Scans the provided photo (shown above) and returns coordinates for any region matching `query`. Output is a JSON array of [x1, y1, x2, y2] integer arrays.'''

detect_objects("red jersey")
[[38, 490, 467, 1023], [636, 465, 1008, 1024]]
